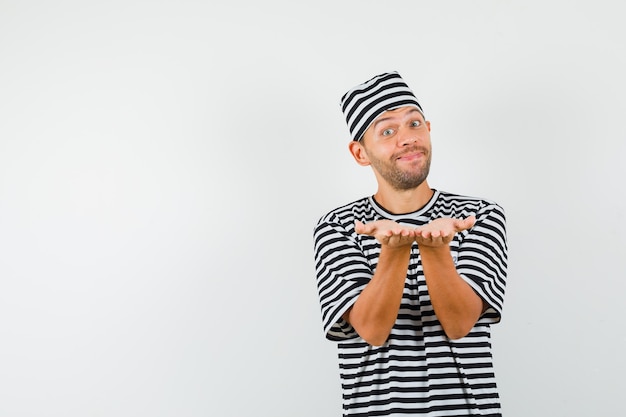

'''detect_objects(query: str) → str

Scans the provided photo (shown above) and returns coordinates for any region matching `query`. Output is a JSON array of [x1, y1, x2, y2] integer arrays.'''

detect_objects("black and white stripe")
[[313, 190, 508, 416], [340, 71, 424, 142]]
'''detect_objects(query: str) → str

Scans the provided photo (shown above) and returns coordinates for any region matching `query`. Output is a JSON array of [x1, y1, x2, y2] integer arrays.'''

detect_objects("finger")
[[356, 221, 376, 235], [454, 216, 476, 232], [465, 215, 476, 228], [386, 234, 401, 246]]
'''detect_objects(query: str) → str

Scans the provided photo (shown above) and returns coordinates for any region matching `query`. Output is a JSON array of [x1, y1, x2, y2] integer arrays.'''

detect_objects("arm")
[[415, 216, 483, 339], [342, 220, 416, 346]]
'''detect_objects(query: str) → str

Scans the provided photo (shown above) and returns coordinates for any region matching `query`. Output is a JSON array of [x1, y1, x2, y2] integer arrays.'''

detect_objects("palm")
[[415, 216, 476, 247], [355, 219, 416, 247]]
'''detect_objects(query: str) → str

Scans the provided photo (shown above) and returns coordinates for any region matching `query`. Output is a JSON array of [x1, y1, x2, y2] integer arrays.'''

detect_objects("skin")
[[342, 106, 485, 345]]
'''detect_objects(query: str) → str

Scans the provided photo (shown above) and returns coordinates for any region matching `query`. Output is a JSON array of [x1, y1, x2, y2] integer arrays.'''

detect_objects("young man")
[[313, 72, 508, 416]]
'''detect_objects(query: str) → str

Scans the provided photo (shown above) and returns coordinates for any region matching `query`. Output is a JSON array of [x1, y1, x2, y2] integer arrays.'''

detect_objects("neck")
[[373, 181, 434, 214]]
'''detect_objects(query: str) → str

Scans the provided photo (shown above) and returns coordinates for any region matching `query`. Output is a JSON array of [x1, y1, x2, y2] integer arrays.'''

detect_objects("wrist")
[[418, 244, 451, 259], [379, 243, 413, 262]]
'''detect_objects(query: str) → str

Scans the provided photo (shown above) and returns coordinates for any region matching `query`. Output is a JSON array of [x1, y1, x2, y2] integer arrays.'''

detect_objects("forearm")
[[420, 246, 484, 339], [345, 245, 412, 346]]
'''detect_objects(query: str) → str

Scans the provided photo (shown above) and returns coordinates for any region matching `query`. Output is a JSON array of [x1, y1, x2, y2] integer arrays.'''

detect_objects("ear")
[[426, 120, 431, 131], [348, 140, 371, 167]]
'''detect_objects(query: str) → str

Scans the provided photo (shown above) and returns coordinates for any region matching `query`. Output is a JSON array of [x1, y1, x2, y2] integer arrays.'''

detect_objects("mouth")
[[396, 150, 425, 162]]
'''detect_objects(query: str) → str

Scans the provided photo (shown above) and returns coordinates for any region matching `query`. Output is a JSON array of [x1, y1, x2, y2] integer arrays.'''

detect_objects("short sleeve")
[[456, 203, 508, 324], [313, 215, 372, 341]]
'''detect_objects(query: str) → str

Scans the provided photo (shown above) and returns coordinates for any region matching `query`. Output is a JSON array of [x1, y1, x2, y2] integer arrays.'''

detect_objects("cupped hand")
[[414, 216, 476, 248], [355, 219, 417, 248]]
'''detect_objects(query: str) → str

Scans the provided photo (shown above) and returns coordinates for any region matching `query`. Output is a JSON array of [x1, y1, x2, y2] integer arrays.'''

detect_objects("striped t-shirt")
[[313, 189, 508, 416]]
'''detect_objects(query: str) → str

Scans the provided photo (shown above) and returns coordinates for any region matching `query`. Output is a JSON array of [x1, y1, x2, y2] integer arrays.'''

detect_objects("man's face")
[[357, 106, 432, 191]]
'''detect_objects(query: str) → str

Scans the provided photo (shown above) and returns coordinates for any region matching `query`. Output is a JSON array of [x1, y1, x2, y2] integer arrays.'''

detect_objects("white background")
[[1, 1, 625, 416]]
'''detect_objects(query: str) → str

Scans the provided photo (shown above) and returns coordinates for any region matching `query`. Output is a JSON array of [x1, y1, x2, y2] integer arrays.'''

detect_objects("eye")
[[410, 120, 421, 128], [382, 128, 395, 137]]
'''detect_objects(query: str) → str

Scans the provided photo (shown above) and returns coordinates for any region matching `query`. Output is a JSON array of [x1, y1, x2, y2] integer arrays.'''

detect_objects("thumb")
[[355, 220, 376, 235], [455, 215, 476, 231], [463, 215, 476, 229]]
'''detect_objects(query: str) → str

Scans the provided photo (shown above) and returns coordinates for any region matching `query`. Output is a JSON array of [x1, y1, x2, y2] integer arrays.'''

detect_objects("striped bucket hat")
[[340, 71, 424, 141]]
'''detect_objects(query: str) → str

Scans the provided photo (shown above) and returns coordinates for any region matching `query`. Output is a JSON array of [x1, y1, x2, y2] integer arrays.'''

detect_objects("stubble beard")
[[370, 147, 432, 191]]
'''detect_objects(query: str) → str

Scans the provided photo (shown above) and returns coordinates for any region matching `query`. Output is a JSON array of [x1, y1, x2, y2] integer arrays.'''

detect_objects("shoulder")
[[315, 197, 372, 229], [434, 190, 505, 217], [313, 197, 372, 256]]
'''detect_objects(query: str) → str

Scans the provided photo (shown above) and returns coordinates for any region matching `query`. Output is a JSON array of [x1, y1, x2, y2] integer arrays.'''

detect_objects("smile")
[[396, 151, 424, 161]]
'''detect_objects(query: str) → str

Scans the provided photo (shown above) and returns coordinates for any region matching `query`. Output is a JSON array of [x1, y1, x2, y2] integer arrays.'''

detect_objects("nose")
[[398, 129, 417, 146]]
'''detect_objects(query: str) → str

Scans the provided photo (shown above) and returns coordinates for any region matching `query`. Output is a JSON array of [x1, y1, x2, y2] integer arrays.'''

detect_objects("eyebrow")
[[373, 109, 423, 129]]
